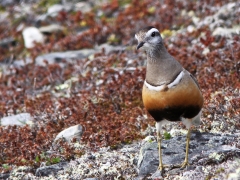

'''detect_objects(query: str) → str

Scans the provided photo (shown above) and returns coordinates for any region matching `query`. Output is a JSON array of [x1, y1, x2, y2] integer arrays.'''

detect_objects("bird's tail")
[[192, 110, 202, 126]]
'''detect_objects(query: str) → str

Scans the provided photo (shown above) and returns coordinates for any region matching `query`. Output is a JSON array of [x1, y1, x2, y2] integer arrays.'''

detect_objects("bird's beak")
[[137, 41, 145, 50]]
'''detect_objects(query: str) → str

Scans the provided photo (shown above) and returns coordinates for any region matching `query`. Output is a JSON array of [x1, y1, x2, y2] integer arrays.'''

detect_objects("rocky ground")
[[0, 0, 239, 179]]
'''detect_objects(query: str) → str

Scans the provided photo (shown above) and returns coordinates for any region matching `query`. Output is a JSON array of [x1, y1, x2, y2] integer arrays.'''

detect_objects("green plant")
[[164, 132, 171, 140], [2, 164, 10, 169]]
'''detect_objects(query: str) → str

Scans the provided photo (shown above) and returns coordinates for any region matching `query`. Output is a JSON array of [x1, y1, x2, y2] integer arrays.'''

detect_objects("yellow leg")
[[174, 128, 191, 168], [181, 128, 191, 168], [157, 131, 164, 171]]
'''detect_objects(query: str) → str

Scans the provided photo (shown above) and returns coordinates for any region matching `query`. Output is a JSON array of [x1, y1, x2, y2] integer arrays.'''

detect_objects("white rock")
[[143, 135, 155, 142], [1, 113, 33, 126], [212, 26, 240, 38], [39, 24, 64, 34], [0, 11, 9, 23], [192, 16, 200, 25], [74, 2, 92, 13], [228, 166, 240, 180], [47, 4, 64, 17], [100, 162, 111, 172], [22, 27, 44, 48], [187, 25, 196, 33], [202, 48, 210, 55], [16, 23, 24, 32], [55, 124, 83, 142]]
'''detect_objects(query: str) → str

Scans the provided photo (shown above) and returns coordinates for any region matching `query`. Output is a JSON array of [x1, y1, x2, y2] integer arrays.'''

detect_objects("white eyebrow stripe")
[[144, 71, 184, 91], [146, 28, 159, 37]]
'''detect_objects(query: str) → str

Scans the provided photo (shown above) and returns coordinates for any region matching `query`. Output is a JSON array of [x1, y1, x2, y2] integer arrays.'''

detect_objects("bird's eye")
[[151, 32, 155, 37]]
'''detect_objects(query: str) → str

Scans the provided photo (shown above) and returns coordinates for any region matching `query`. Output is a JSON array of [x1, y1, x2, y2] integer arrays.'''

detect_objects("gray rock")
[[47, 4, 72, 17], [197, 2, 238, 30], [12, 58, 33, 68], [0, 0, 39, 6], [9, 166, 34, 179], [0, 37, 16, 48], [74, 2, 92, 13], [97, 43, 125, 55], [228, 165, 240, 180], [151, 170, 163, 179], [35, 162, 68, 177], [0, 173, 10, 179], [39, 24, 64, 34], [133, 176, 147, 180], [35, 14, 48, 24], [47, 4, 65, 17], [54, 124, 83, 142], [35, 49, 97, 66], [0, 0, 17, 6], [212, 26, 240, 38], [0, 113, 33, 126], [137, 132, 240, 176], [0, 58, 32, 78], [35, 44, 125, 66]]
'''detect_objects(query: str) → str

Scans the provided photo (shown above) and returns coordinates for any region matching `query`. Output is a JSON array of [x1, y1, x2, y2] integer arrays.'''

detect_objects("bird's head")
[[135, 26, 163, 51]]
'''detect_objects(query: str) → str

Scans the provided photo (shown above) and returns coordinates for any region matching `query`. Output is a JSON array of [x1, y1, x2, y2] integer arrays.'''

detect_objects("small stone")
[[202, 48, 210, 55], [39, 24, 64, 34], [0, 0, 17, 6], [54, 125, 83, 143], [47, 4, 64, 17], [143, 135, 155, 142], [74, 2, 92, 13], [0, 173, 10, 179], [151, 169, 163, 179], [35, 162, 68, 177], [87, 154, 96, 160], [0, 37, 16, 48], [22, 27, 45, 48], [187, 25, 196, 33], [195, 166, 203, 172]]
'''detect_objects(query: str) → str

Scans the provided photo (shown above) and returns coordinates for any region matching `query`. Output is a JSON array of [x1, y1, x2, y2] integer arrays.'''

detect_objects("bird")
[[135, 26, 203, 172]]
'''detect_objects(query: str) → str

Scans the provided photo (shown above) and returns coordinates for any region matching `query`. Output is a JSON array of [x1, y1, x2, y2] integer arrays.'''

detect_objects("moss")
[[0, 5, 6, 11], [215, 167, 225, 174], [107, 34, 120, 44], [37, 0, 61, 8]]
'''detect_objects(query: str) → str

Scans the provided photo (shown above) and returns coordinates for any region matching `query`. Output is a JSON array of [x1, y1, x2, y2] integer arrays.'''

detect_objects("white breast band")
[[144, 71, 184, 91]]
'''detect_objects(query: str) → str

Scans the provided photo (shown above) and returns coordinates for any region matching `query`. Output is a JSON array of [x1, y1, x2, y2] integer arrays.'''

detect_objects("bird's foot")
[[173, 161, 189, 169], [158, 164, 171, 172], [158, 165, 164, 172]]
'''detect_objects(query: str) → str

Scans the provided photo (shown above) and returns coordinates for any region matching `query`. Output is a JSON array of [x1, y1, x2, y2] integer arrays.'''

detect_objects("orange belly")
[[142, 78, 203, 121]]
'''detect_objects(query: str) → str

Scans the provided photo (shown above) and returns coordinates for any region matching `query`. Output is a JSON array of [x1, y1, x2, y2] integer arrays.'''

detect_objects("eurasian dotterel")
[[135, 26, 204, 172]]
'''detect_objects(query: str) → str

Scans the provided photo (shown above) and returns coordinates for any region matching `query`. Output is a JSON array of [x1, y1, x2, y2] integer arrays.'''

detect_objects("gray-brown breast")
[[145, 52, 183, 86]]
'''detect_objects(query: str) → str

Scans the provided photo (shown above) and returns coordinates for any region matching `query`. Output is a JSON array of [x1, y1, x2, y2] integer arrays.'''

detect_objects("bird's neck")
[[146, 43, 170, 63], [145, 44, 182, 86]]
